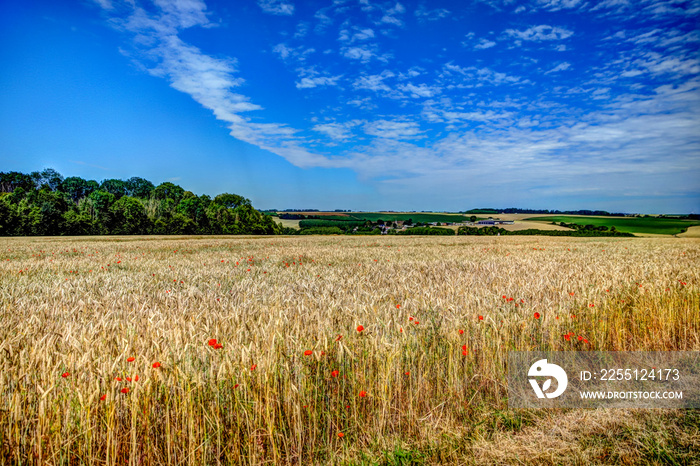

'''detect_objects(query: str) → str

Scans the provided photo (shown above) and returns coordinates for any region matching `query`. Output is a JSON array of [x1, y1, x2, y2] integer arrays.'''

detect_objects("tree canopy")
[[0, 168, 281, 236]]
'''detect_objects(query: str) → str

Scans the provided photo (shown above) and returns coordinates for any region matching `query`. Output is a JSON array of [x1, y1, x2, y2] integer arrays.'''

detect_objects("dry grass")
[[1, 235, 698, 465], [679, 226, 700, 238]]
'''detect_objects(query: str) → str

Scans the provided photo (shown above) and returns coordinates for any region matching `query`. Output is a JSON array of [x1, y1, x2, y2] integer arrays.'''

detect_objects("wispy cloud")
[[505, 24, 574, 42], [364, 120, 422, 139], [414, 5, 450, 21], [257, 0, 294, 16]]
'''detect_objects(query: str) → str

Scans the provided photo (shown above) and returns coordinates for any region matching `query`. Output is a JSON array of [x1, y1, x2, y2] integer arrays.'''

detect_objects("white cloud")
[[338, 26, 375, 43], [505, 25, 574, 42], [353, 70, 395, 92], [546, 62, 571, 73], [296, 74, 342, 89], [313, 121, 360, 140], [378, 2, 406, 27], [415, 5, 450, 20], [257, 0, 294, 16], [474, 38, 497, 49], [364, 120, 422, 139], [397, 83, 441, 98]]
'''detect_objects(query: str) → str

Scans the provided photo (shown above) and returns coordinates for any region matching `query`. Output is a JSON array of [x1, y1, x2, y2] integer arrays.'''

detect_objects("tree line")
[[0, 169, 280, 236]]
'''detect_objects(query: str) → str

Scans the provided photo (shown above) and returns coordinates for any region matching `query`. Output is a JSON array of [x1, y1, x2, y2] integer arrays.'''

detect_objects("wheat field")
[[1, 235, 698, 465]]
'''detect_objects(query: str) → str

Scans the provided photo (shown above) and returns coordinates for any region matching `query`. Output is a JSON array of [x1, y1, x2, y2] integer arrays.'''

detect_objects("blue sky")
[[1, 0, 699, 213]]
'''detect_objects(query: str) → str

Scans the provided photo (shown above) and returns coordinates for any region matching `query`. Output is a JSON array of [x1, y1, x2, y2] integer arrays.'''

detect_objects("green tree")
[[153, 182, 185, 203], [125, 177, 155, 198], [100, 179, 129, 199], [109, 196, 151, 234], [62, 177, 99, 203]]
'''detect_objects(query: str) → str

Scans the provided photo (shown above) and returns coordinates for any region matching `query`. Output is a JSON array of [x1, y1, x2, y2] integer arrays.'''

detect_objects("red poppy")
[[115, 377, 122, 381], [564, 334, 570, 341], [208, 339, 217, 346], [356, 325, 364, 332], [462, 345, 467, 351], [100, 394, 106, 401], [234, 384, 239, 389], [335, 334, 342, 341], [577, 336, 583, 341], [331, 370, 339, 378], [534, 312, 540, 319], [478, 315, 483, 321], [214, 343, 223, 349], [126, 377, 132, 382], [127, 357, 135, 362], [152, 362, 161, 368], [338, 432, 344, 438], [404, 371, 410, 375], [121, 388, 129, 394], [502, 295, 507, 299], [359, 391, 367, 397], [251, 364, 257, 370], [396, 304, 400, 308], [134, 375, 139, 381], [61, 372, 70, 378], [459, 329, 464, 335], [304, 350, 313, 356], [583, 339, 589, 344]]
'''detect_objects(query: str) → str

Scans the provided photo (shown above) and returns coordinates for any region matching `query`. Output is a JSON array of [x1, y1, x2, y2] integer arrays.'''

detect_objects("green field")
[[347, 212, 468, 223], [525, 216, 700, 235]]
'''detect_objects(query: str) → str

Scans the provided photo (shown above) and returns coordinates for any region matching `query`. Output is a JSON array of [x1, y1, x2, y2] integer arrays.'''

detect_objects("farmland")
[[277, 212, 470, 224], [1, 235, 699, 464], [525, 215, 700, 235]]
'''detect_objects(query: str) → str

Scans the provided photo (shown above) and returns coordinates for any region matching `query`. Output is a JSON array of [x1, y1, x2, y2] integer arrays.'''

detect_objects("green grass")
[[525, 216, 700, 235]]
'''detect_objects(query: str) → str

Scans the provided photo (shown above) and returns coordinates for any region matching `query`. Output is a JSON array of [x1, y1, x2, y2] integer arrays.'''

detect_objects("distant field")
[[276, 212, 470, 224], [526, 216, 700, 235], [345, 212, 468, 223]]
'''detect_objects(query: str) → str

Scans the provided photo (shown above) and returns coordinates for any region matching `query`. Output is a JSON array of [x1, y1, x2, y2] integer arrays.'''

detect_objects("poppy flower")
[[121, 388, 129, 394], [100, 395, 106, 401], [338, 432, 344, 438], [564, 334, 570, 341], [208, 339, 217, 346], [359, 391, 367, 398], [115, 377, 122, 381], [502, 295, 507, 299], [127, 357, 135, 362], [234, 384, 239, 389], [478, 315, 484, 321], [534, 312, 540, 319], [331, 370, 339, 378], [578, 336, 583, 341], [335, 334, 342, 341], [304, 350, 313, 356], [214, 343, 223, 349], [61, 372, 70, 378], [126, 377, 132, 382], [134, 375, 139, 381], [459, 329, 464, 335], [396, 305, 400, 308], [251, 364, 257, 370], [404, 371, 410, 376], [356, 325, 364, 332], [152, 362, 161, 368]]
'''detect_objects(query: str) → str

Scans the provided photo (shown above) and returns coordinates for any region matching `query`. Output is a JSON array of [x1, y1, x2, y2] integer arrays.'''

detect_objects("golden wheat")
[[1, 235, 698, 464]]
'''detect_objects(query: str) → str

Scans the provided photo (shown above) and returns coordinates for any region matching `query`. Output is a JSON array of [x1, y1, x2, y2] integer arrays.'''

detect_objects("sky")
[[1, 0, 699, 213]]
